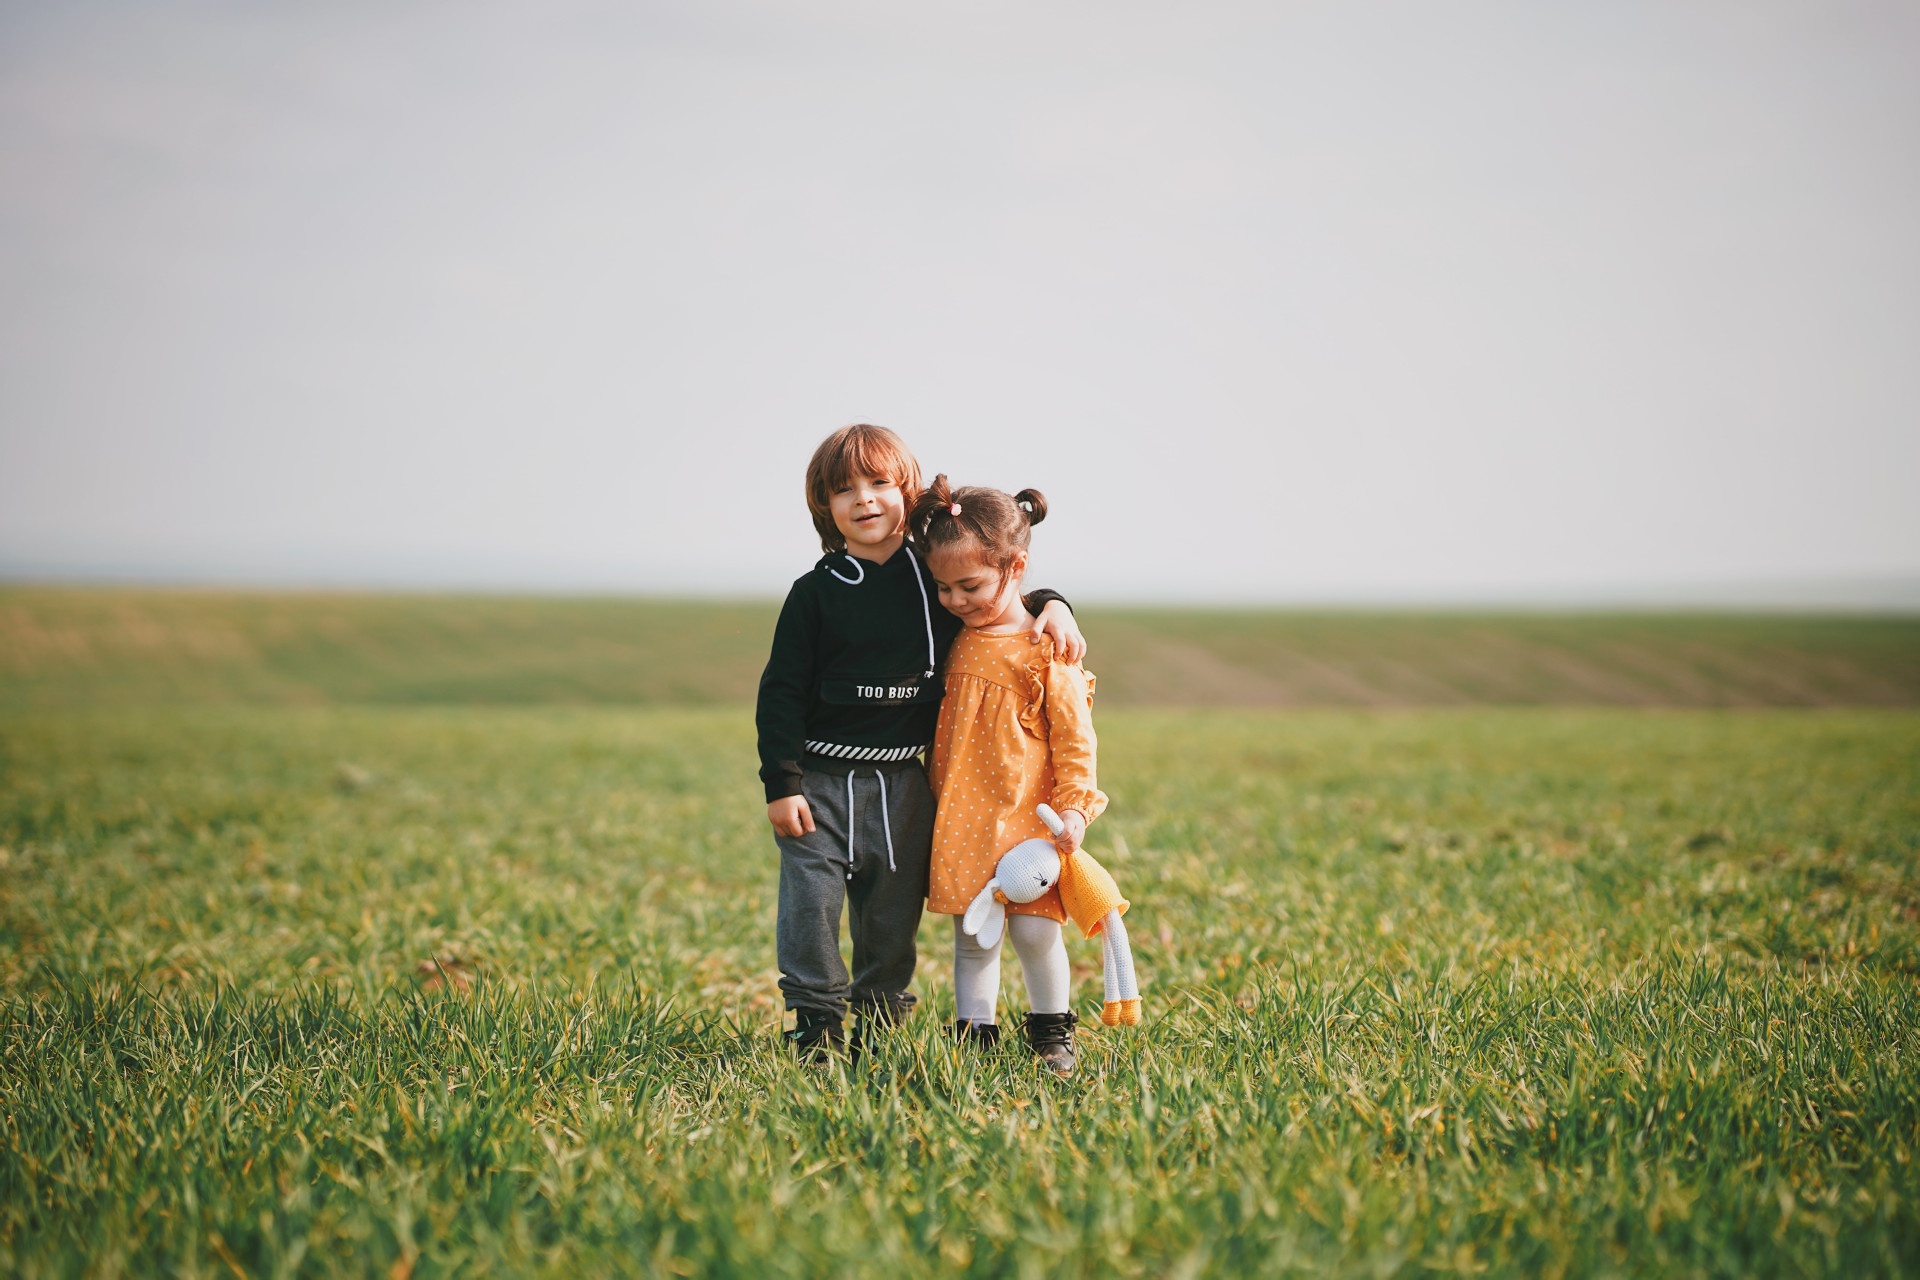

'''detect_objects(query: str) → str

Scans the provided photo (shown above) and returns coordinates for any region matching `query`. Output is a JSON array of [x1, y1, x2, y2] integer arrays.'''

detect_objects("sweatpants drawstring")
[[845, 768, 897, 877], [844, 770, 856, 881], [876, 770, 895, 872]]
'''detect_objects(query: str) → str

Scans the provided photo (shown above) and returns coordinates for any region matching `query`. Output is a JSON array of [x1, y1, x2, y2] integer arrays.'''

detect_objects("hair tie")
[[949, 502, 962, 516]]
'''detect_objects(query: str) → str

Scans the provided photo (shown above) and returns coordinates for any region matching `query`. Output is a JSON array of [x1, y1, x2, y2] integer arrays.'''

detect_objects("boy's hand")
[[1032, 599, 1087, 664], [1053, 808, 1087, 857], [768, 795, 815, 838]]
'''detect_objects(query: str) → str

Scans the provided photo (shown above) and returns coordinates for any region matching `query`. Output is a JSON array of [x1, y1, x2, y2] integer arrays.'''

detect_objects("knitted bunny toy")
[[962, 805, 1142, 1026]]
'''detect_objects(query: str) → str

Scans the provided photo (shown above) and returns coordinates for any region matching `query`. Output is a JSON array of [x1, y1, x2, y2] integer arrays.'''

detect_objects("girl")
[[913, 476, 1107, 1076]]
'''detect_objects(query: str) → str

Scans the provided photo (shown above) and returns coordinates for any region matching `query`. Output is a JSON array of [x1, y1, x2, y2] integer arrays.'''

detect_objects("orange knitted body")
[[1057, 848, 1128, 940]]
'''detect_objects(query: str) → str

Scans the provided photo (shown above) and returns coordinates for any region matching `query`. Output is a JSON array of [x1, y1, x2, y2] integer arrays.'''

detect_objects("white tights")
[[952, 914, 1070, 1022]]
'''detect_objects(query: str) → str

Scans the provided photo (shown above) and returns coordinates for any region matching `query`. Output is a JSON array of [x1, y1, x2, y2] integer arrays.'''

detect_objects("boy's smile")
[[830, 473, 907, 562]]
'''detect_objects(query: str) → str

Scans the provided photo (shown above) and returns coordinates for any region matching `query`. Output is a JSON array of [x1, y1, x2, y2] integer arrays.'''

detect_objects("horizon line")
[[5, 570, 1918, 615]]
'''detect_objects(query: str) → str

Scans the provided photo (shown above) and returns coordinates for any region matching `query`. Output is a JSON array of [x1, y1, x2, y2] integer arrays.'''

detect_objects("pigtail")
[[1013, 489, 1048, 526], [916, 477, 1048, 575], [910, 473, 957, 544]]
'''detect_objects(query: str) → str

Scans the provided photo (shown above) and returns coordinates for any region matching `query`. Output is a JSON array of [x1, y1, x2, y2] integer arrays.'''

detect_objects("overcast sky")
[[2, 0, 1916, 603]]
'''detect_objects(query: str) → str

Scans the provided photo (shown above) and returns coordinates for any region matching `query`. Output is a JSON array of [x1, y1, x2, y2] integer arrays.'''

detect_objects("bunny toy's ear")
[[963, 879, 1007, 949]]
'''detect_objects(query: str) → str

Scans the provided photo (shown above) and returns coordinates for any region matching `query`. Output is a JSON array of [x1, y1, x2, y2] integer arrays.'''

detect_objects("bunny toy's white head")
[[994, 838, 1061, 903], [962, 837, 1064, 949]]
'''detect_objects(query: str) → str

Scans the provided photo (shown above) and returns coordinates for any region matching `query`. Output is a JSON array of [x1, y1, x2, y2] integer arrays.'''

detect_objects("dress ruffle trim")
[[1013, 644, 1096, 740], [1011, 644, 1043, 737]]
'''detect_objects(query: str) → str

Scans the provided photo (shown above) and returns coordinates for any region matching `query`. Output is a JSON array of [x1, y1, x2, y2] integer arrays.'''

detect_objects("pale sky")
[[2, 0, 1917, 603]]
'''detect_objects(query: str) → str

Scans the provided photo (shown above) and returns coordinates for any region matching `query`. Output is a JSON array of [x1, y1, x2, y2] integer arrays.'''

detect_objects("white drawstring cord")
[[907, 548, 937, 677], [844, 770, 856, 881], [844, 767, 898, 876], [827, 554, 866, 585], [877, 770, 895, 872]]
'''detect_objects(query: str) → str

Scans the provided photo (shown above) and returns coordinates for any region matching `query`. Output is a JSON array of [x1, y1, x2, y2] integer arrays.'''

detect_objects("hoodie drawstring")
[[828, 547, 936, 679], [845, 768, 897, 877], [906, 549, 937, 678], [827, 554, 866, 585]]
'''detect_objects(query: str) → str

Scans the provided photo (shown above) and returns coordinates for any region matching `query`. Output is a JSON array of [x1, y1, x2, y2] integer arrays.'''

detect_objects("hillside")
[[3, 586, 1916, 710]]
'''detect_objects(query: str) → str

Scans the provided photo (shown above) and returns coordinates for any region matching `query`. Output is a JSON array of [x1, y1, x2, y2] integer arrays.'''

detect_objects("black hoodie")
[[755, 546, 1066, 801]]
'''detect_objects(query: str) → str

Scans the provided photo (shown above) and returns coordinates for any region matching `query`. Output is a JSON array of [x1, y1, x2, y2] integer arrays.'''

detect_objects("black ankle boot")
[[953, 1019, 1001, 1051], [1024, 1011, 1077, 1076], [785, 1007, 847, 1062]]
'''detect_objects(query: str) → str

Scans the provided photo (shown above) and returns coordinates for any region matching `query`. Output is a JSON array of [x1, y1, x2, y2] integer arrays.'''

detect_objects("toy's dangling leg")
[[1098, 909, 1141, 1026], [1101, 928, 1120, 1015]]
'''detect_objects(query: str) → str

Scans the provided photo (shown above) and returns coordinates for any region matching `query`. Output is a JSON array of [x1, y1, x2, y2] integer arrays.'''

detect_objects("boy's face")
[[829, 472, 906, 558]]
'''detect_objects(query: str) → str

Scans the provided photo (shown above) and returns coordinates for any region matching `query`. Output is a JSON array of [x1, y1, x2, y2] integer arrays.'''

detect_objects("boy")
[[756, 424, 1085, 1057]]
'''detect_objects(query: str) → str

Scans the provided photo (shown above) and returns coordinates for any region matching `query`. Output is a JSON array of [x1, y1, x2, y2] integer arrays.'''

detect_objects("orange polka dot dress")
[[926, 629, 1108, 921]]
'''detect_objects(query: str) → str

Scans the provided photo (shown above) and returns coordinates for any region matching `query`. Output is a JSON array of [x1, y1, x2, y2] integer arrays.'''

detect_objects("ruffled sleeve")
[[1042, 655, 1108, 824], [1014, 644, 1049, 740]]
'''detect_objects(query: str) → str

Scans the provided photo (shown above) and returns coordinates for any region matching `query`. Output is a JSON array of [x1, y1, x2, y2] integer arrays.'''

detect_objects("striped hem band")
[[805, 741, 929, 763]]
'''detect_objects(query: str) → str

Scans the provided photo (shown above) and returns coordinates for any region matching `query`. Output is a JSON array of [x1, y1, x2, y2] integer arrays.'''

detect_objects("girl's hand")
[[1053, 808, 1087, 856], [768, 795, 815, 838], [1032, 600, 1087, 664]]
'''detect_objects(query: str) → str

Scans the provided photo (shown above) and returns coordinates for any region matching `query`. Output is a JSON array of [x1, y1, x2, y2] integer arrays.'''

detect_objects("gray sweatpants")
[[775, 760, 933, 1021]]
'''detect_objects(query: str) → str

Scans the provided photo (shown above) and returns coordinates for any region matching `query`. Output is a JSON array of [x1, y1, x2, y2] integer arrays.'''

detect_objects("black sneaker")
[[784, 1007, 847, 1063], [1024, 1011, 1077, 1076], [849, 993, 914, 1058], [854, 991, 918, 1027], [952, 1019, 1001, 1051]]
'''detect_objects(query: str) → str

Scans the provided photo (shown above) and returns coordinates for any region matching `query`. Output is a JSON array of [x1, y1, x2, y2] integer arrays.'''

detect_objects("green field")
[[6, 587, 1918, 709], [2, 591, 1917, 1276]]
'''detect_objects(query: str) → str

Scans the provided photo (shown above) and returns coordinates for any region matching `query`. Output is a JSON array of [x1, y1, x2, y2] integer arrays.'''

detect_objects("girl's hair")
[[908, 475, 1048, 578], [804, 424, 924, 553]]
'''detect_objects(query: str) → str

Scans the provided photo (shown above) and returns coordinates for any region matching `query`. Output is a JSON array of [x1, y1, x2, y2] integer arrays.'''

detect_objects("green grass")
[[2, 704, 1916, 1276], [0, 589, 778, 712], [6, 586, 1918, 710]]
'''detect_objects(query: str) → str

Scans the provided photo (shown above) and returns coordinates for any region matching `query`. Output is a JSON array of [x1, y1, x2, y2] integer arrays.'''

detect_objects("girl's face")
[[928, 539, 1030, 630], [829, 472, 906, 558]]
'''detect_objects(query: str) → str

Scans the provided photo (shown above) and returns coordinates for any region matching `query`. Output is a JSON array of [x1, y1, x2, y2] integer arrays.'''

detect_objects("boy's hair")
[[804, 424, 924, 553], [908, 474, 1048, 578]]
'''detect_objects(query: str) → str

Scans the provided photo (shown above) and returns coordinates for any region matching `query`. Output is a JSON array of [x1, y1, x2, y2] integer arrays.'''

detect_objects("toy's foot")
[[1101, 999, 1143, 1027], [1024, 1011, 1077, 1076], [952, 1019, 1000, 1051], [784, 1008, 850, 1064]]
